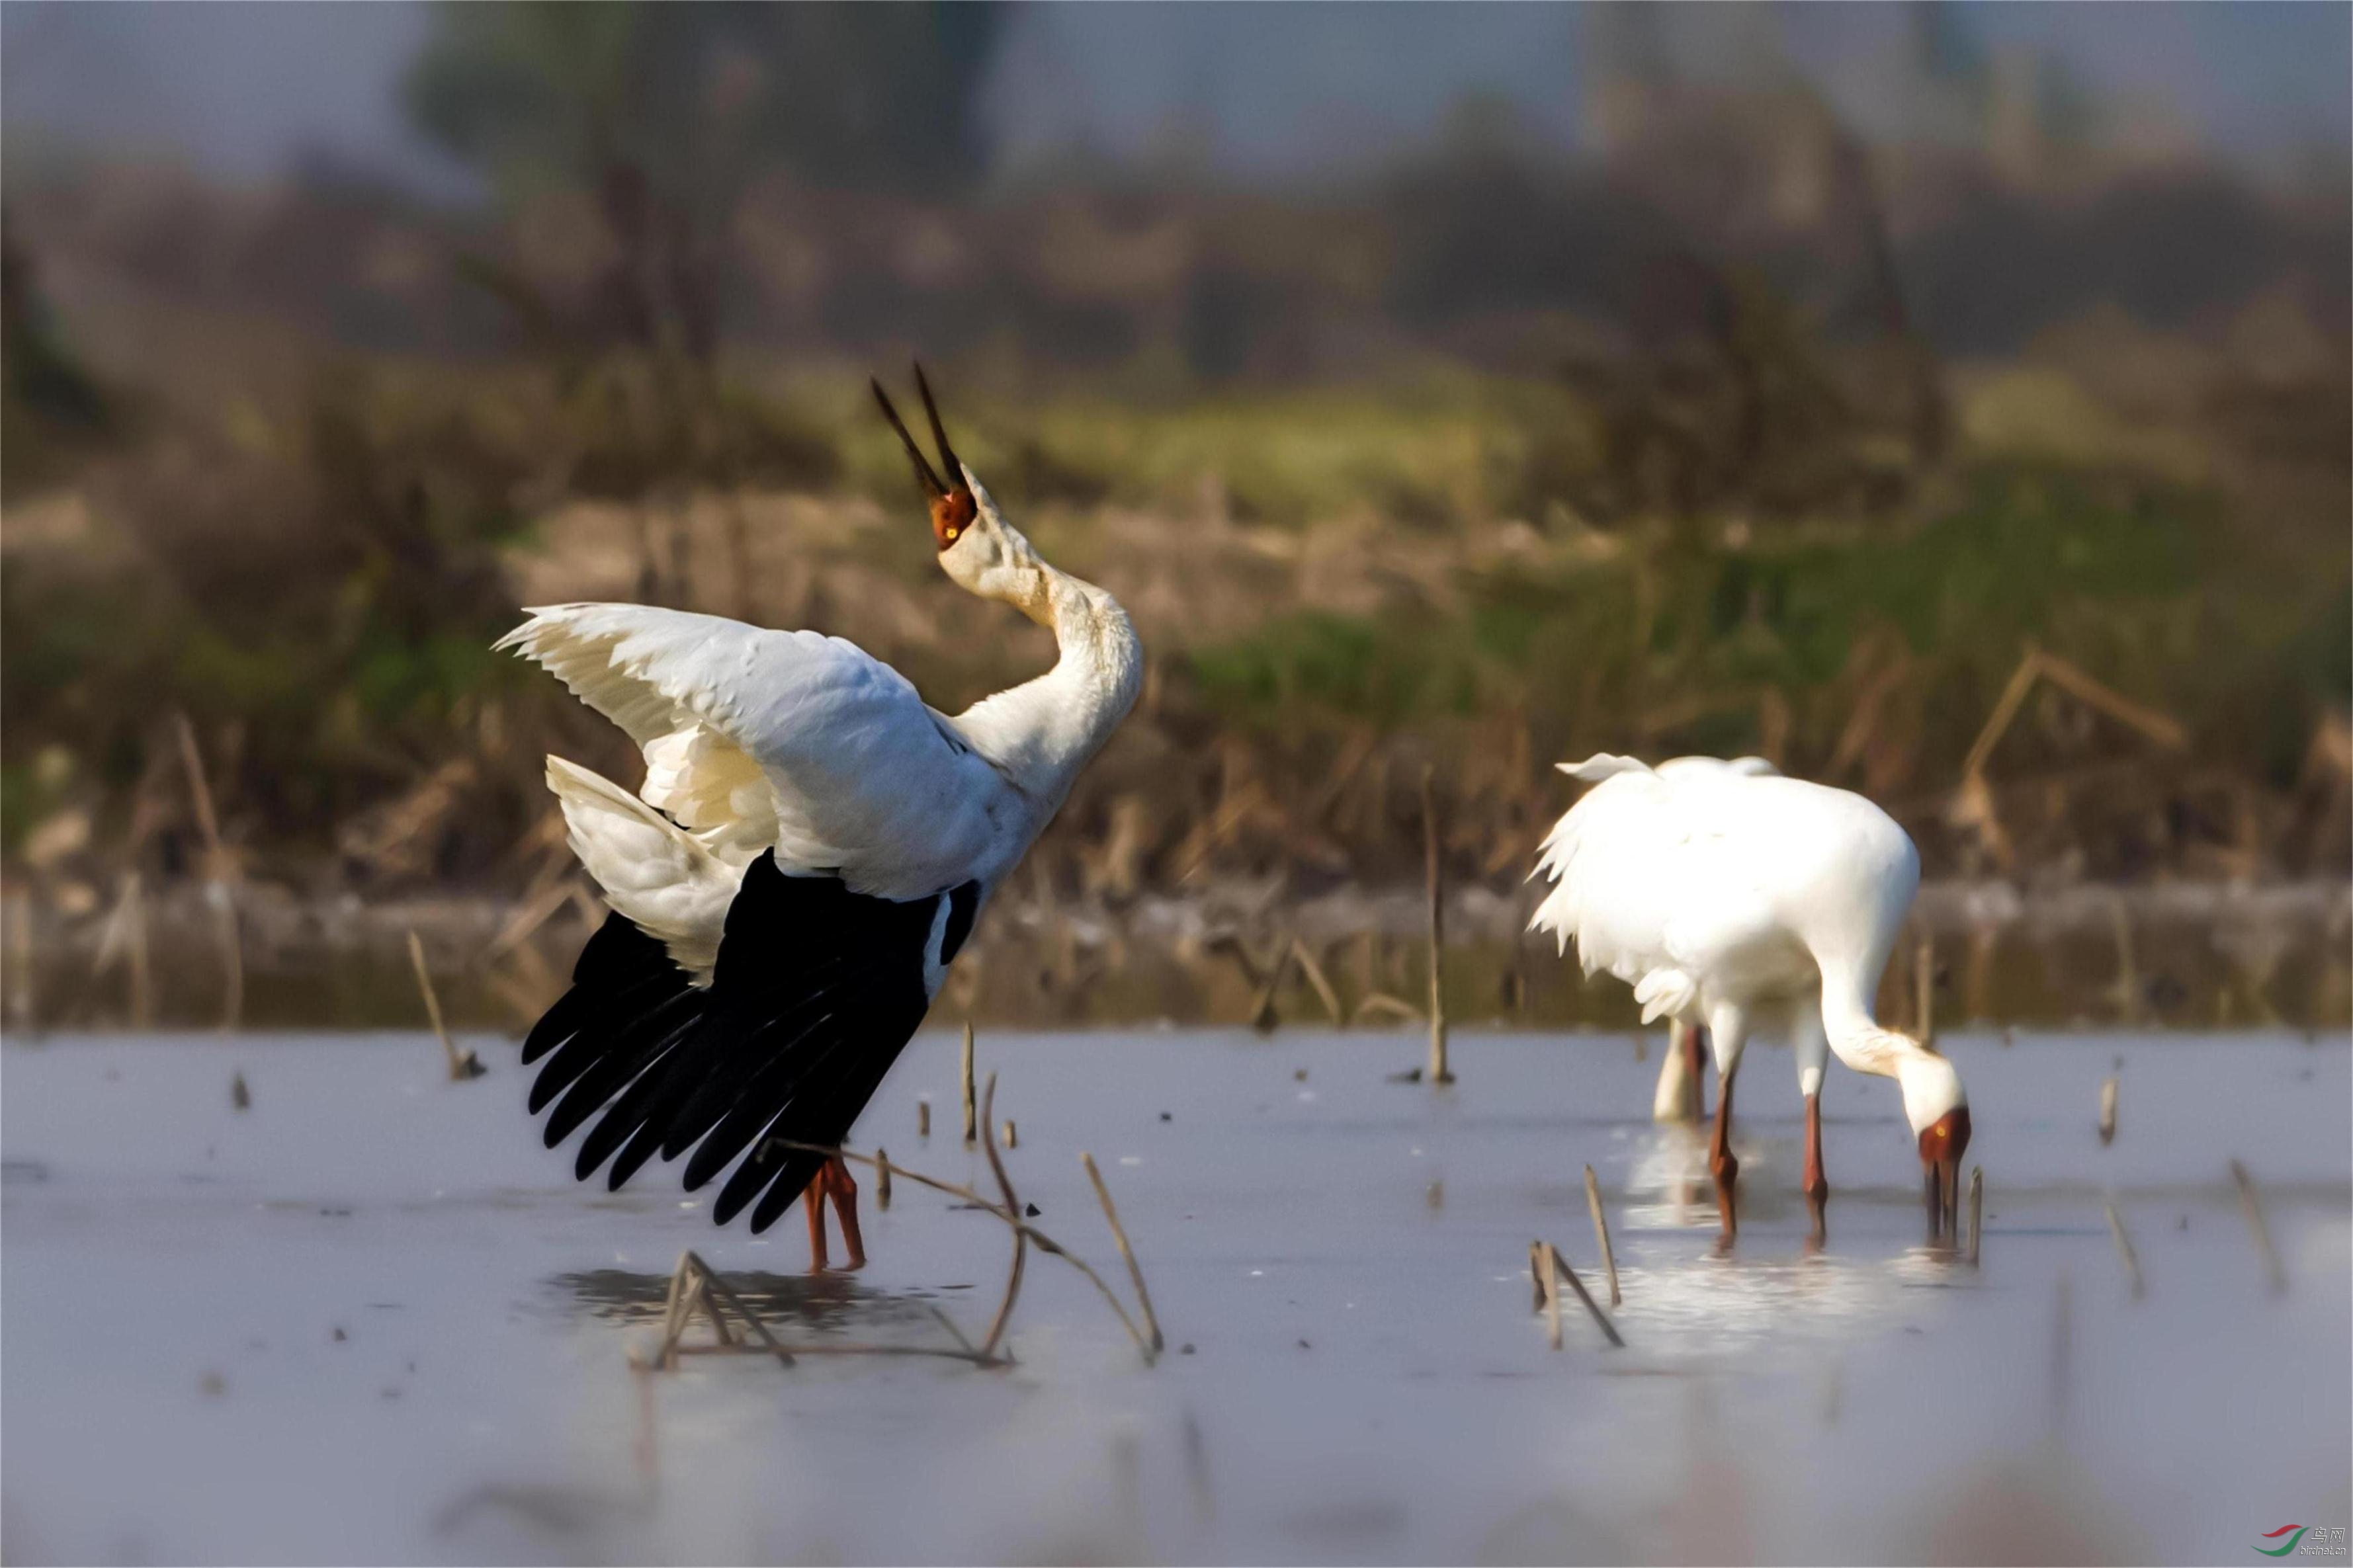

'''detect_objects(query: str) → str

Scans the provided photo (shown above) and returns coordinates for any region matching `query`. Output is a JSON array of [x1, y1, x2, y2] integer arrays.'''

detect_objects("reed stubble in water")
[[1582, 1165, 1620, 1307]]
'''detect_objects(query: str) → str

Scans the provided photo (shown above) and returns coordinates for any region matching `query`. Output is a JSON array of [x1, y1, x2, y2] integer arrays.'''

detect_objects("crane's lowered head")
[[873, 365, 1052, 620], [1895, 1046, 1970, 1238]]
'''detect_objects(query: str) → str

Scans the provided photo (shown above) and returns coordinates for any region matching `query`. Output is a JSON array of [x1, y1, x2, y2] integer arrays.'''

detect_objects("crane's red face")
[[871, 364, 976, 554]]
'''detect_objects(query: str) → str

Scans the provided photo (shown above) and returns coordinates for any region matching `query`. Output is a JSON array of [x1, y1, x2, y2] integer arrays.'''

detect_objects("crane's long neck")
[[1815, 950, 1915, 1081], [951, 563, 1142, 812]]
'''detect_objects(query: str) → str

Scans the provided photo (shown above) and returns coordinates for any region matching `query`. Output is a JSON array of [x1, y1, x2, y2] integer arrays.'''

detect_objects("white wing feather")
[[500, 604, 1018, 899]]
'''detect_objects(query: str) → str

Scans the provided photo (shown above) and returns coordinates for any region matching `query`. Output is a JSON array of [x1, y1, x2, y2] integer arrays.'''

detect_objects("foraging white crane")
[[498, 368, 1141, 1268], [1531, 755, 1969, 1246]]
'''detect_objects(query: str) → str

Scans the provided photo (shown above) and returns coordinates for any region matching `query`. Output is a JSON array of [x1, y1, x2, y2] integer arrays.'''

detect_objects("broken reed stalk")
[[1543, 1242, 1626, 1348], [2098, 1075, 2118, 1147], [976, 1075, 1026, 1359], [1001, 1119, 1017, 1150], [1528, 1241, 1546, 1314], [173, 713, 243, 1032], [918, 1098, 931, 1139], [407, 930, 484, 1080], [961, 1022, 978, 1144], [875, 1149, 892, 1211], [94, 872, 153, 1028], [1082, 1151, 1165, 1353], [1582, 1165, 1621, 1307], [1967, 1166, 1984, 1266], [1420, 765, 1452, 1085], [1914, 938, 1934, 1044], [2102, 1198, 2145, 1300], [767, 1137, 1158, 1362], [1537, 1241, 1564, 1349], [2230, 1159, 2286, 1296]]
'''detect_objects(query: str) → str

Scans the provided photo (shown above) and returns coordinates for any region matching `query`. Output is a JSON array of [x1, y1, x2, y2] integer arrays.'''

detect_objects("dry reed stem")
[[961, 1022, 977, 1144], [1528, 1241, 1546, 1314], [2102, 1198, 2145, 1300], [1967, 1166, 1984, 1266], [1537, 1241, 1564, 1349], [407, 930, 484, 1080], [173, 713, 243, 1032], [1420, 765, 1451, 1084], [765, 1137, 1156, 1361], [918, 1099, 931, 1138], [1582, 1166, 1621, 1307], [2098, 1075, 2118, 1146], [1002, 1119, 1017, 1149], [875, 1149, 892, 1210], [1353, 993, 1422, 1026], [976, 1075, 1026, 1359], [1290, 939, 1346, 1026], [1914, 938, 1934, 1044], [1543, 1242, 1627, 1348], [1082, 1151, 1164, 1353], [2230, 1159, 2286, 1296]]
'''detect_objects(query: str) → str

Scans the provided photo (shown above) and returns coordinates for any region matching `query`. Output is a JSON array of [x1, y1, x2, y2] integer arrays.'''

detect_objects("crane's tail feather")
[[544, 755, 735, 981]]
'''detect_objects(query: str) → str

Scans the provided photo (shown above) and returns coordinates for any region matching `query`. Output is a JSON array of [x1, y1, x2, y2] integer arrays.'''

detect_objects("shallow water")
[[4, 1028, 2348, 1565]]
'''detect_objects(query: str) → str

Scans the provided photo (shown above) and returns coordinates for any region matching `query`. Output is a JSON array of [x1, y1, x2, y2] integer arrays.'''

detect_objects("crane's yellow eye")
[[944, 528, 959, 540]]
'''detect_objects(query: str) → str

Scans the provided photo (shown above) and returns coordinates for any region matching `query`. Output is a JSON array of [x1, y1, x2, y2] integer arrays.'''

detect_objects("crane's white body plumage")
[[1531, 754, 1963, 1136], [501, 468, 1140, 993]]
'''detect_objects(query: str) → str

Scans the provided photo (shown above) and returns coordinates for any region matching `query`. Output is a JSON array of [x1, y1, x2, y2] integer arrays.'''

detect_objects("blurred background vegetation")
[[2, 2, 2346, 1026]]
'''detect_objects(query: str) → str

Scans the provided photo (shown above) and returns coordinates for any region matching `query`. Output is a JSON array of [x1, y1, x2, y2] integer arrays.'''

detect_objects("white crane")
[[1648, 757, 1777, 1127], [1530, 754, 1969, 1247], [497, 368, 1142, 1268]]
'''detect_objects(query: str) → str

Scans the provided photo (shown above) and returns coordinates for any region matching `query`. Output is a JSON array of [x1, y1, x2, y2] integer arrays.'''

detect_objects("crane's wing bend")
[[521, 851, 984, 1232], [499, 604, 1011, 899]]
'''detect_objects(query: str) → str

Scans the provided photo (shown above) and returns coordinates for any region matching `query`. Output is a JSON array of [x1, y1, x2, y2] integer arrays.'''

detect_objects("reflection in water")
[[547, 1267, 957, 1346]]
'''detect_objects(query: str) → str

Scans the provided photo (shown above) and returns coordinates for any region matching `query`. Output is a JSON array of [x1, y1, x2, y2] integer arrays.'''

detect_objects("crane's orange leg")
[[804, 1169, 831, 1272], [801, 1156, 867, 1272], [825, 1155, 866, 1269], [1801, 1091, 1829, 1252], [1709, 1071, 1739, 1249]]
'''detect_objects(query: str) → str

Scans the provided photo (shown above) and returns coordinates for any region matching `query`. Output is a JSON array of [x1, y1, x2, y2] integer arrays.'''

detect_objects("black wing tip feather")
[[517, 855, 968, 1231]]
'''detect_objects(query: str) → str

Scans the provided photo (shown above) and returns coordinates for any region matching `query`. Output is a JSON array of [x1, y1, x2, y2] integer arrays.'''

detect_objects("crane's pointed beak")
[[872, 365, 976, 552]]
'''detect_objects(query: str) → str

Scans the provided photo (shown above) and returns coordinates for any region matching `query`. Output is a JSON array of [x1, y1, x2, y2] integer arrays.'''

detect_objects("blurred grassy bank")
[[4, 248, 2349, 1032]]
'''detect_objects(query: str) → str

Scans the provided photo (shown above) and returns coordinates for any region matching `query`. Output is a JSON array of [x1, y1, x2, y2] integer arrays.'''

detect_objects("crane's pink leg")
[[1708, 1070, 1739, 1248], [824, 1155, 866, 1269], [1801, 1092, 1829, 1251]]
